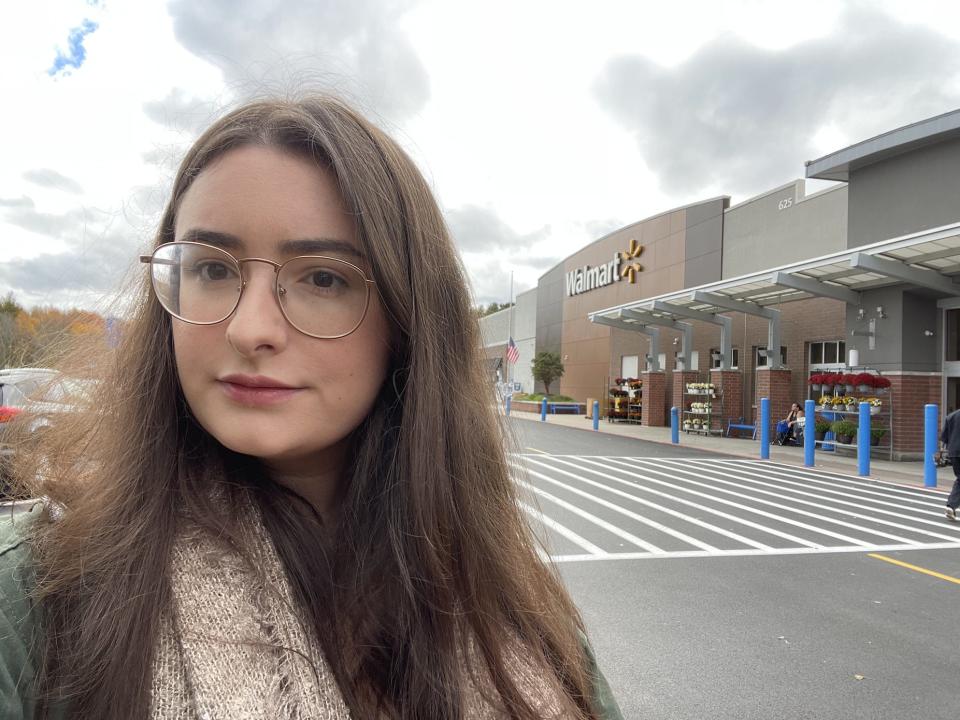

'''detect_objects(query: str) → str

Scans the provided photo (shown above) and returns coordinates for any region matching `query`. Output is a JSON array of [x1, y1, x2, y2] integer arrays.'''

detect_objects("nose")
[[224, 262, 289, 357]]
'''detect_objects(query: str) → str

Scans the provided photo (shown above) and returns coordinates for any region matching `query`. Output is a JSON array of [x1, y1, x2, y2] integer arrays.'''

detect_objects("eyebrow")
[[177, 228, 363, 258]]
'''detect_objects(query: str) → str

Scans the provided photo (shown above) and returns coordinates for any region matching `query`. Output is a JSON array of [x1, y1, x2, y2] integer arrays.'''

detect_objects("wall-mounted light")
[[924, 329, 935, 337], [672, 337, 680, 346], [857, 308, 865, 320], [876, 305, 887, 319]]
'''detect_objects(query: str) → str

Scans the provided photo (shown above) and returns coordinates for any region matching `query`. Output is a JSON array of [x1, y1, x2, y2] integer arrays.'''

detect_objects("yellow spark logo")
[[620, 239, 644, 283]]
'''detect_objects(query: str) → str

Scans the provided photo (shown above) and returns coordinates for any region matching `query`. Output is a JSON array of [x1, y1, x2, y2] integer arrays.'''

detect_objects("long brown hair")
[[16, 96, 600, 719]]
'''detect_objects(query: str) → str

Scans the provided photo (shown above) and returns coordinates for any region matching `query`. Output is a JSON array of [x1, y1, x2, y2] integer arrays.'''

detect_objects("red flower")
[[853, 373, 875, 387], [874, 376, 891, 389]]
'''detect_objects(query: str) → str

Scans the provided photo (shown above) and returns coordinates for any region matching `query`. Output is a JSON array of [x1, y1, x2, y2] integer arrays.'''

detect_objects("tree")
[[474, 302, 514, 318], [531, 351, 564, 395]]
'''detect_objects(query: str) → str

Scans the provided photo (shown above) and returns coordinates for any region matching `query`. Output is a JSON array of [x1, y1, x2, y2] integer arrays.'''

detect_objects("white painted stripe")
[[513, 463, 714, 551], [514, 478, 662, 553], [646, 459, 932, 544], [682, 459, 941, 510], [518, 501, 607, 556], [546, 540, 960, 563], [537, 456, 823, 548], [743, 459, 951, 497], [574, 456, 874, 546], [657, 459, 960, 541], [620, 458, 916, 543], [522, 457, 771, 551]]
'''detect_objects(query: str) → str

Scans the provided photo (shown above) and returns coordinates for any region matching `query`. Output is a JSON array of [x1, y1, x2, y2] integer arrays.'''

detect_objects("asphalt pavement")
[[508, 416, 960, 720]]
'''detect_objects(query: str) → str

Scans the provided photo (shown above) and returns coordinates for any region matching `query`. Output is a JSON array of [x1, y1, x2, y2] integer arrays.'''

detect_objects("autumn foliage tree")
[[0, 293, 108, 369]]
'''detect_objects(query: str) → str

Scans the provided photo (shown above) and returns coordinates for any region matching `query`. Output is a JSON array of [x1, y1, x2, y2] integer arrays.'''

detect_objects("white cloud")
[[3, 0, 960, 311]]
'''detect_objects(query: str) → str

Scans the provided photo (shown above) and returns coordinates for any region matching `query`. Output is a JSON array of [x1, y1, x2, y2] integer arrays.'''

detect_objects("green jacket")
[[0, 509, 623, 719]]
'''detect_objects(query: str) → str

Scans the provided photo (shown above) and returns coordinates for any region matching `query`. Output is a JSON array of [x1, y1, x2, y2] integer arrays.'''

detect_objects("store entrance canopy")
[[590, 221, 960, 369]]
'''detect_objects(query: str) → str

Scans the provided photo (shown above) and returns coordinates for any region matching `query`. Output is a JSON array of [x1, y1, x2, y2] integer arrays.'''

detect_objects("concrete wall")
[[478, 287, 537, 393], [722, 180, 847, 278], [684, 198, 727, 287], [843, 287, 942, 373], [848, 137, 960, 248]]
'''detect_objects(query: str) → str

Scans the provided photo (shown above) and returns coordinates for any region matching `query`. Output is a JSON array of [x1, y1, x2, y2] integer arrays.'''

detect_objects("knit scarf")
[[148, 502, 574, 719]]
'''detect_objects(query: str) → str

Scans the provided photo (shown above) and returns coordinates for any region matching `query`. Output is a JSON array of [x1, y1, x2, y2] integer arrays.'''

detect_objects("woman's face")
[[171, 145, 392, 479]]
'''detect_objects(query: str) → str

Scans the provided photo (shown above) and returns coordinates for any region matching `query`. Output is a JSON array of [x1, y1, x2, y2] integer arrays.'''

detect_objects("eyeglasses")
[[139, 241, 377, 339]]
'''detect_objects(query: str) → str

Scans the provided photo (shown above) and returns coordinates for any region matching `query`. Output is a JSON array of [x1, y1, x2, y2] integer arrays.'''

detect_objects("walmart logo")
[[620, 239, 644, 284], [565, 239, 645, 296]]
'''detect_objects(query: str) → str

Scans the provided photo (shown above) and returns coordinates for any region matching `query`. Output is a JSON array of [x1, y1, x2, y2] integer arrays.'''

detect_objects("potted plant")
[[873, 376, 891, 394], [840, 373, 856, 394], [814, 417, 830, 441], [868, 398, 882, 415], [870, 426, 887, 447], [820, 373, 835, 393], [854, 373, 875, 393], [845, 396, 858, 413], [808, 373, 823, 392], [831, 419, 857, 444]]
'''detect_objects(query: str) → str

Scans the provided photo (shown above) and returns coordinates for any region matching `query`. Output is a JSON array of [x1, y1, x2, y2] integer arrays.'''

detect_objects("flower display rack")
[[808, 369, 893, 460], [682, 381, 723, 436], [607, 376, 642, 424]]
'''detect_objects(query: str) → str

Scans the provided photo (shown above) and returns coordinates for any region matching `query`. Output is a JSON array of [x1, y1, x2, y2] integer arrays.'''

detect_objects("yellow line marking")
[[868, 553, 960, 586], [525, 447, 550, 455]]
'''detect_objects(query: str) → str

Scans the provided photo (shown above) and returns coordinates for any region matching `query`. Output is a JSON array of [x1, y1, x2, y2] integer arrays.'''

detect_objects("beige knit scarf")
[[148, 503, 574, 719]]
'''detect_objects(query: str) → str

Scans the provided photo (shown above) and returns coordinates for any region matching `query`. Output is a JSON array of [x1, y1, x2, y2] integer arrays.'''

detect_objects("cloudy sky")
[[3, 0, 960, 313]]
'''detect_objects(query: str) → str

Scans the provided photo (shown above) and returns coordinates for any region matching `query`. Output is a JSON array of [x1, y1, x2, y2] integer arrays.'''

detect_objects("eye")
[[192, 260, 237, 282]]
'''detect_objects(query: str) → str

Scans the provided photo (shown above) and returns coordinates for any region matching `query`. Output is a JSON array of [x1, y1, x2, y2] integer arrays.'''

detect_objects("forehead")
[[173, 145, 361, 259]]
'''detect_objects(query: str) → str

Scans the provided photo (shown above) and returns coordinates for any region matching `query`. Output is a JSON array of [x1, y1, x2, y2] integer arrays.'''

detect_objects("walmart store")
[[480, 109, 960, 459]]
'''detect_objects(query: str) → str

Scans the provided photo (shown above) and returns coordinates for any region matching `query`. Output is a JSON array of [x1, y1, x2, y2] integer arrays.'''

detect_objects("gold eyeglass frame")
[[140, 241, 377, 339]]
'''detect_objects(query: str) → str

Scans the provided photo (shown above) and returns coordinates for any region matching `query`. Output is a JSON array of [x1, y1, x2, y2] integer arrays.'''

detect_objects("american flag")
[[506, 336, 520, 364]]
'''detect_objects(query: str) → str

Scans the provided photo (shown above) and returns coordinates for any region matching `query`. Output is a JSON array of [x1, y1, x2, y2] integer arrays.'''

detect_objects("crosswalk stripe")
[[518, 501, 607, 556], [653, 458, 959, 541], [514, 463, 716, 550], [515, 478, 663, 553], [514, 456, 960, 563], [683, 458, 947, 509], [521, 456, 767, 550], [555, 456, 823, 548]]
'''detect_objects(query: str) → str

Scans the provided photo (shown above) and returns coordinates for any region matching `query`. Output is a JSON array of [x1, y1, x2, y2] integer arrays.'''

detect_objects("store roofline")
[[805, 108, 960, 182], [537, 195, 731, 282], [589, 220, 960, 324]]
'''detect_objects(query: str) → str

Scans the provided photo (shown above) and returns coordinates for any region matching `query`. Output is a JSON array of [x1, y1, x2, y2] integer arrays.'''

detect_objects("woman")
[[0, 96, 622, 718], [776, 402, 804, 445]]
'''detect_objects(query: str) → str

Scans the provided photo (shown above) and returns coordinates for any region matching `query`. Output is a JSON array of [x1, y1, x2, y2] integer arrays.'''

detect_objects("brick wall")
[[889, 373, 942, 459], [672, 370, 701, 415], [756, 368, 793, 435], [710, 369, 744, 432], [641, 371, 667, 427]]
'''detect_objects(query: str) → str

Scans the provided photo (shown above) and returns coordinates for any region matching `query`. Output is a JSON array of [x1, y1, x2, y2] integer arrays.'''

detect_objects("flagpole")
[[507, 271, 514, 388]]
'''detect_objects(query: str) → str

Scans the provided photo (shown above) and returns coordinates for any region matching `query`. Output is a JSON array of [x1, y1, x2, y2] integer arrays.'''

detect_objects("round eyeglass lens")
[[277, 256, 369, 338], [150, 243, 242, 324]]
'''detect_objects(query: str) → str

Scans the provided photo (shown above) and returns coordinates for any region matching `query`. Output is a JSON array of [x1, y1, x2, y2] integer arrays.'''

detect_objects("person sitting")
[[777, 402, 804, 445]]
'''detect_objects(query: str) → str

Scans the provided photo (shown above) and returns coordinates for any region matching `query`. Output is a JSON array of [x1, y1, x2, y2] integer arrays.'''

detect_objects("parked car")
[[0, 368, 96, 497]]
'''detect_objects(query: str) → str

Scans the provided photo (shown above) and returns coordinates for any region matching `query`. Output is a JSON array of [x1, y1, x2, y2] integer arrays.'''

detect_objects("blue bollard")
[[592, 400, 599, 431], [671, 407, 679, 444], [804, 399, 815, 467], [505, 395, 511, 416], [541, 397, 547, 422], [760, 397, 770, 460], [858, 402, 871, 477], [924, 404, 939, 488]]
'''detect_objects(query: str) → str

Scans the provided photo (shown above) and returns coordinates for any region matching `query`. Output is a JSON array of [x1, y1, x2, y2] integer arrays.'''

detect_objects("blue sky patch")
[[48, 19, 99, 76]]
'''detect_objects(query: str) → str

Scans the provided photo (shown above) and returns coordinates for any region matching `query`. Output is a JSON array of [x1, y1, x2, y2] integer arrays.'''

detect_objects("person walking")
[[940, 408, 960, 521]]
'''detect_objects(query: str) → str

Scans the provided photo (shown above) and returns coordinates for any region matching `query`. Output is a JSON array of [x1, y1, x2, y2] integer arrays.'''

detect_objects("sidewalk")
[[505, 409, 954, 493]]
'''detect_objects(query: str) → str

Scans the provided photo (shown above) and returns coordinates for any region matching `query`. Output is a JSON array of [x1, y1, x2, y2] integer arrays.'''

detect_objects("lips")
[[217, 374, 304, 406]]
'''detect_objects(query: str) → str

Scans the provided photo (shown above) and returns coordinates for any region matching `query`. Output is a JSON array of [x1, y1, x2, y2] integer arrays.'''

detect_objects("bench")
[[726, 416, 757, 439], [548, 402, 582, 415]]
